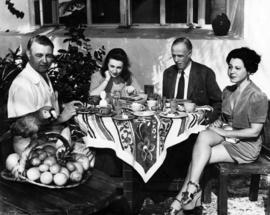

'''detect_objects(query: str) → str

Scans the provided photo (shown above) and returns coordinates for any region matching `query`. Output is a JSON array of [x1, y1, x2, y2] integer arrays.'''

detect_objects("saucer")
[[159, 111, 188, 118], [96, 112, 115, 117], [133, 111, 155, 117], [113, 114, 135, 121]]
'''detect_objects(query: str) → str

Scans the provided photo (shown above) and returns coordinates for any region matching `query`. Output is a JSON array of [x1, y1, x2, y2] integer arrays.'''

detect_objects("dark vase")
[[212, 13, 231, 36]]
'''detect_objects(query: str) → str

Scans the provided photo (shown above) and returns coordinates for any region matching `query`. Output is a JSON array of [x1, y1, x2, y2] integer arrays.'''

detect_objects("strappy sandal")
[[181, 181, 201, 209], [167, 197, 183, 215]]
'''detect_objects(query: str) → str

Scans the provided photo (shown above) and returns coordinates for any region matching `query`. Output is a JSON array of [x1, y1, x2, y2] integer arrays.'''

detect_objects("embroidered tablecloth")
[[75, 113, 206, 182]]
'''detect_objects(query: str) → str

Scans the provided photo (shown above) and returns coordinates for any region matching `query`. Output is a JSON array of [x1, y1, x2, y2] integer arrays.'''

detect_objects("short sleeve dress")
[[221, 81, 268, 163]]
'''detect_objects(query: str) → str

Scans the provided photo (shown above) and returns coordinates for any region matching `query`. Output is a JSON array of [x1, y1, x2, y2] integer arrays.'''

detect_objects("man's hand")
[[58, 101, 83, 123]]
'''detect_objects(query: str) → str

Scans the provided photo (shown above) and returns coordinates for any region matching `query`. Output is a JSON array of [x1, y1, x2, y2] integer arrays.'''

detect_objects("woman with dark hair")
[[168, 47, 268, 214], [89, 48, 141, 96]]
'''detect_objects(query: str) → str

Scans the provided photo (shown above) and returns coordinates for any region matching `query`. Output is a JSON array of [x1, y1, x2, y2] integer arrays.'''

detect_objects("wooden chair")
[[203, 102, 270, 215]]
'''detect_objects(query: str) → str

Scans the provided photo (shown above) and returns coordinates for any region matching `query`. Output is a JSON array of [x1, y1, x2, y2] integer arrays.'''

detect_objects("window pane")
[[205, 0, 212, 24], [166, 0, 187, 23], [34, 0, 40, 25], [59, 0, 87, 25], [91, 0, 120, 24], [43, 0, 53, 24], [193, 0, 198, 23], [132, 0, 160, 23]]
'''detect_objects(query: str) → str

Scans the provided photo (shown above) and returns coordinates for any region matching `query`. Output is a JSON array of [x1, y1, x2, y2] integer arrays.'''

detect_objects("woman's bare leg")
[[187, 130, 234, 194], [169, 130, 223, 211]]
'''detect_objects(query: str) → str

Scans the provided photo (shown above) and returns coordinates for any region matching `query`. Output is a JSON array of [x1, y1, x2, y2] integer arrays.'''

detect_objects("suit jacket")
[[162, 61, 222, 122]]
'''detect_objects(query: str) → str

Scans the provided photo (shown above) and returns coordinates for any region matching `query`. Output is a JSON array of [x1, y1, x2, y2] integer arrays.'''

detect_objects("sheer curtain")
[[226, 0, 244, 37]]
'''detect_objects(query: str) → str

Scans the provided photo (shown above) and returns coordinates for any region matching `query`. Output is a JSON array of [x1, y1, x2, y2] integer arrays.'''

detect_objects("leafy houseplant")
[[49, 25, 106, 103], [0, 48, 27, 133]]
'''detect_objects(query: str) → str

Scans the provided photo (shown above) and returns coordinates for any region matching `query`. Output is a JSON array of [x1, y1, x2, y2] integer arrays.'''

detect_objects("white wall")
[[244, 0, 270, 97], [0, 0, 32, 33]]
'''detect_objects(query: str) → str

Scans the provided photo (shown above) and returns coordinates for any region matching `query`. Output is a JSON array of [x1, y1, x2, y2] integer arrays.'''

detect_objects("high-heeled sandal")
[[181, 181, 201, 206], [167, 197, 183, 215], [182, 190, 202, 210]]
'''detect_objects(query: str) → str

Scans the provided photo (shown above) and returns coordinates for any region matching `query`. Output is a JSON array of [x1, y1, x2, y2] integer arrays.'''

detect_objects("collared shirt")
[[7, 63, 59, 118], [173, 62, 191, 99]]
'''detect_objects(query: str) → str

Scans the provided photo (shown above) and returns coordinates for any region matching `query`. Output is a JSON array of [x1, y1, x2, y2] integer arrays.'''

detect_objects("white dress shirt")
[[8, 63, 59, 118], [174, 62, 191, 99]]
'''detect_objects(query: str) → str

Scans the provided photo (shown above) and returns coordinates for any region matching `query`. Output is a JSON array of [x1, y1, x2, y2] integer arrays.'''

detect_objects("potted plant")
[[49, 24, 106, 104]]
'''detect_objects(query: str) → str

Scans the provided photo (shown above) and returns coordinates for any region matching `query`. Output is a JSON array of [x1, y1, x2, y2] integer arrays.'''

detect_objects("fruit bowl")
[[2, 132, 95, 188]]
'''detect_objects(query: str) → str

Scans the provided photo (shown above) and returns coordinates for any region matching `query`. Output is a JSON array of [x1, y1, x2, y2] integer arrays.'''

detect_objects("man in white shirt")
[[7, 35, 80, 154]]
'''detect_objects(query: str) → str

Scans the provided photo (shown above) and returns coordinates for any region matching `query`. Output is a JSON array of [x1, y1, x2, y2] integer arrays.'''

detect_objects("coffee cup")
[[131, 102, 142, 111], [99, 106, 111, 115], [183, 102, 196, 112], [147, 99, 158, 110]]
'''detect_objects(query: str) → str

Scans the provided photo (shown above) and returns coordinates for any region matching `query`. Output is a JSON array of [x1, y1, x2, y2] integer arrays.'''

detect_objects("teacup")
[[131, 102, 143, 112], [147, 99, 158, 110], [183, 102, 196, 112], [99, 106, 112, 115]]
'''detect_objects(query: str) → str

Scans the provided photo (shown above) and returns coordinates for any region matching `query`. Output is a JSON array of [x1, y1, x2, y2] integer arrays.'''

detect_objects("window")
[[32, 0, 227, 28]]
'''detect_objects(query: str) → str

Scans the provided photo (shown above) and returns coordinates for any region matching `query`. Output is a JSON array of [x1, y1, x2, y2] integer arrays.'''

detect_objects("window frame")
[[31, 0, 224, 29]]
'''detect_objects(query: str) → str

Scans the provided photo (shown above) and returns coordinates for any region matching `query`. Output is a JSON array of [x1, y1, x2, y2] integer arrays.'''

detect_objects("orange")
[[40, 171, 53, 185], [53, 173, 68, 186], [66, 162, 76, 172], [49, 163, 61, 174], [43, 156, 57, 166], [30, 157, 41, 166], [70, 171, 82, 182], [60, 167, 70, 178], [6, 153, 20, 171], [26, 167, 40, 181], [39, 164, 49, 172]]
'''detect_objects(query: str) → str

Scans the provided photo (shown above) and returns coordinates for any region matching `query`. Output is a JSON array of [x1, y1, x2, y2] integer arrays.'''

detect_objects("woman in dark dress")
[[169, 47, 268, 214]]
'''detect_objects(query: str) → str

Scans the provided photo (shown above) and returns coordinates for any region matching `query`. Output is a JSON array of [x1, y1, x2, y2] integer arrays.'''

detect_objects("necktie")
[[176, 70, 185, 99]]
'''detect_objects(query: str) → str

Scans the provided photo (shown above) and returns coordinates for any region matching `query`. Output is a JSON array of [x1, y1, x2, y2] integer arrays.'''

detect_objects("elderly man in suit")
[[152, 37, 222, 185], [163, 37, 221, 123]]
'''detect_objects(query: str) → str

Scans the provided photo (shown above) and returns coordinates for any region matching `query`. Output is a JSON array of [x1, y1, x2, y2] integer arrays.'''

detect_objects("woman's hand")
[[58, 101, 82, 123], [105, 70, 111, 82]]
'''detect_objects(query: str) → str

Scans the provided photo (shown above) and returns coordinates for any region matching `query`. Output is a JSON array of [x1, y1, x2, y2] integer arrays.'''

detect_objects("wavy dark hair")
[[226, 47, 261, 74], [100, 48, 132, 84]]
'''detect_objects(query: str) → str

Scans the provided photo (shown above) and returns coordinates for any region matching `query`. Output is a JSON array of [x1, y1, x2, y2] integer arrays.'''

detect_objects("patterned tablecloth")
[[75, 112, 206, 182]]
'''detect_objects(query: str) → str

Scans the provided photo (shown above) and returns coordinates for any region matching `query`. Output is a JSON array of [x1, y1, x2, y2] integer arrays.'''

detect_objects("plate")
[[112, 114, 135, 121], [133, 111, 155, 117], [95, 112, 115, 117], [159, 111, 188, 118], [1, 169, 92, 189], [166, 99, 192, 104], [124, 104, 146, 112]]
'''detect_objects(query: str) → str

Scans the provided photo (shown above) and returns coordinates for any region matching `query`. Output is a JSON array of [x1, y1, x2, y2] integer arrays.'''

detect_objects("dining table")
[[75, 101, 208, 183], [0, 168, 127, 215]]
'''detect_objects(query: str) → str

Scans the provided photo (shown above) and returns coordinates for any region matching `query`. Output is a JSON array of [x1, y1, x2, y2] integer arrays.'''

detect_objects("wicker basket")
[[2, 132, 94, 188]]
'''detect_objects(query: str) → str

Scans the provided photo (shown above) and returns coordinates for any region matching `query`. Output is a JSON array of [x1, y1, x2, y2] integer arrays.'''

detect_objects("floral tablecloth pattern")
[[75, 113, 206, 182]]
